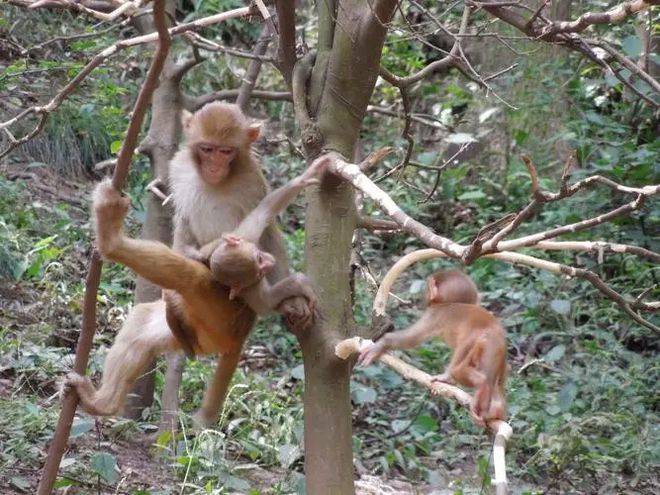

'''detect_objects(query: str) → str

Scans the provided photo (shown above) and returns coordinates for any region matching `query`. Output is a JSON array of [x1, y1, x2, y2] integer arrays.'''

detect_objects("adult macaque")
[[168, 102, 311, 334], [65, 160, 325, 426], [166, 157, 327, 353], [359, 270, 507, 427]]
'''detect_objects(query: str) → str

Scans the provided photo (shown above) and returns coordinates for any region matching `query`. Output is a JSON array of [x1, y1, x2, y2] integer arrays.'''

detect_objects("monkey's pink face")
[[195, 143, 238, 185], [255, 249, 275, 278]]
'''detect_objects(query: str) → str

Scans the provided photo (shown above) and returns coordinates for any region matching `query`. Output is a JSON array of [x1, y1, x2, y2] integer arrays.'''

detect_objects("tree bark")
[[122, 3, 181, 418], [297, 2, 397, 493]]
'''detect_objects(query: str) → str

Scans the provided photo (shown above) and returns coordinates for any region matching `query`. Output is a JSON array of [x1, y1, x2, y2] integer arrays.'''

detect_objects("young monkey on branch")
[[359, 270, 507, 427]]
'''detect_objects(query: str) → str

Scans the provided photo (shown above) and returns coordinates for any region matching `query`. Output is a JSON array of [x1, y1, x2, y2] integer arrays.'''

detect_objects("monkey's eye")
[[199, 145, 215, 154], [257, 253, 264, 265]]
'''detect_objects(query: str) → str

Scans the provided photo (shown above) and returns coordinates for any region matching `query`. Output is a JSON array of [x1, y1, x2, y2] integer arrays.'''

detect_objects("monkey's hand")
[[60, 372, 80, 400], [279, 295, 315, 333], [299, 156, 332, 186], [183, 245, 209, 266], [357, 342, 386, 366], [291, 273, 317, 312], [93, 178, 129, 254]]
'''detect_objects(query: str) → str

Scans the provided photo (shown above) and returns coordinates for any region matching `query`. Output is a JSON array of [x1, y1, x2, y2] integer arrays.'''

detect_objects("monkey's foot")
[[430, 373, 455, 385], [469, 406, 487, 428], [62, 372, 117, 416], [61, 371, 86, 399], [192, 409, 217, 430]]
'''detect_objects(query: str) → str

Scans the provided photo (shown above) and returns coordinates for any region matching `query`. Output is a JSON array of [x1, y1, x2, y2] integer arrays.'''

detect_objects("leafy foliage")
[[0, 2, 658, 494]]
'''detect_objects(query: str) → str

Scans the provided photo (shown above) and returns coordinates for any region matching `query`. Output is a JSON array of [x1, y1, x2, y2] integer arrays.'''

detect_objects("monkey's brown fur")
[[168, 103, 313, 346], [360, 270, 507, 427], [65, 181, 256, 426]]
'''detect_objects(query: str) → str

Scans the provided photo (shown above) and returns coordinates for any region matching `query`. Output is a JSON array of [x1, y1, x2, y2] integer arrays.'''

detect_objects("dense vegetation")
[[0, 2, 658, 494]]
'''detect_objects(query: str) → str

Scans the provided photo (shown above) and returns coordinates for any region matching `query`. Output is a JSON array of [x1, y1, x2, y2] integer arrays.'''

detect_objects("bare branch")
[[359, 147, 396, 172], [29, 0, 146, 22], [484, 157, 659, 252], [184, 32, 276, 62], [36, 2, 171, 493], [316, 151, 658, 331], [357, 216, 401, 232], [531, 241, 660, 263], [480, 0, 659, 105], [190, 89, 291, 110], [328, 152, 464, 258], [588, 39, 660, 94], [373, 248, 659, 335], [0, 5, 253, 158], [237, 25, 275, 112], [275, 0, 297, 84], [380, 5, 470, 89], [543, 0, 658, 35]]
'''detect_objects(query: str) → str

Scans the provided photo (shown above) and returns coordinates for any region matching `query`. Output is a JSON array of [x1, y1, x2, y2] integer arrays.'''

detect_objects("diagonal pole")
[[36, 2, 171, 493]]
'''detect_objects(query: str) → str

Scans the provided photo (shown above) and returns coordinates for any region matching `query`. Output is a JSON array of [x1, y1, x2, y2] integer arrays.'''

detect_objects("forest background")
[[0, 0, 658, 494]]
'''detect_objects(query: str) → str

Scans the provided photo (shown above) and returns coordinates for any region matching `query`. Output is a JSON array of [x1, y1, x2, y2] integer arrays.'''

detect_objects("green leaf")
[[224, 475, 250, 490], [278, 443, 301, 468], [458, 190, 487, 200], [91, 452, 118, 483], [353, 385, 377, 404], [545, 404, 561, 416], [10, 477, 30, 491], [391, 419, 409, 433], [545, 344, 566, 362], [71, 419, 95, 438], [110, 140, 123, 154], [291, 364, 304, 380], [621, 35, 642, 58], [513, 129, 529, 145], [558, 381, 578, 411], [53, 478, 75, 488], [413, 415, 438, 433], [550, 299, 571, 315]]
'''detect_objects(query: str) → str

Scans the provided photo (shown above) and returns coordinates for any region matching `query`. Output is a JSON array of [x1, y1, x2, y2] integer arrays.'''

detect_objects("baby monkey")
[[359, 270, 507, 427], [206, 157, 330, 313]]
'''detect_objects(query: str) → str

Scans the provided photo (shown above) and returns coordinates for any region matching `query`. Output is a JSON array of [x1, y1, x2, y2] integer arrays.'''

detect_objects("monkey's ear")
[[246, 123, 261, 143], [181, 110, 193, 130]]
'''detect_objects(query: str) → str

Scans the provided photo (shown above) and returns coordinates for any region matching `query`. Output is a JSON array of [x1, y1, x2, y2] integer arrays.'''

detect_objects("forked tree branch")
[[478, 0, 660, 105], [36, 2, 171, 494], [542, 0, 658, 35], [0, 5, 254, 158], [335, 336, 513, 495], [317, 151, 659, 332], [29, 0, 148, 22]]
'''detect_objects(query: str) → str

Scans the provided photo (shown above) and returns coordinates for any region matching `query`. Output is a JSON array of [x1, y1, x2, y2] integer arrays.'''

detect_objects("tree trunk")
[[297, 2, 397, 493], [122, 5, 181, 418]]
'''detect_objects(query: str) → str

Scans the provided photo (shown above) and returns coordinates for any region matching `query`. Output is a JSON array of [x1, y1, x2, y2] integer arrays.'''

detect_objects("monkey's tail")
[[471, 337, 507, 425], [473, 363, 507, 425]]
